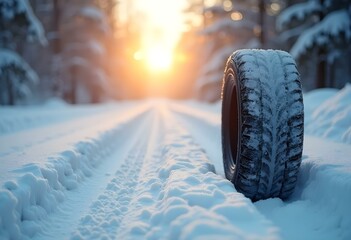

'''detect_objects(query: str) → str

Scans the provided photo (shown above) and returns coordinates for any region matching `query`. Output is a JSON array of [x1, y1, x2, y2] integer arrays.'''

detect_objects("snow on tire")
[[221, 49, 304, 201]]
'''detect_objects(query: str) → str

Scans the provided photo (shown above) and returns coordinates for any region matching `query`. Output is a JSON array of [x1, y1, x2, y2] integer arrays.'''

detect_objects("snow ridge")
[[1, 93, 351, 239], [0, 106, 149, 239], [70, 105, 278, 240], [71, 143, 147, 239]]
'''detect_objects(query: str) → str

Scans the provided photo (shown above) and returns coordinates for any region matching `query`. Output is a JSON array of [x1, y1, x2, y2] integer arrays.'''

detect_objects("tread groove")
[[222, 49, 304, 201]]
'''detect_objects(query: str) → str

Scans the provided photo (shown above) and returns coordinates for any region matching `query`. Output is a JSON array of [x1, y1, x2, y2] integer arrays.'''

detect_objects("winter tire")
[[221, 49, 304, 201]]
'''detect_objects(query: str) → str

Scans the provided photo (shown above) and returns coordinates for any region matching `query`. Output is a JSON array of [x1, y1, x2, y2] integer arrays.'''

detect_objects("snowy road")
[[1, 97, 351, 240]]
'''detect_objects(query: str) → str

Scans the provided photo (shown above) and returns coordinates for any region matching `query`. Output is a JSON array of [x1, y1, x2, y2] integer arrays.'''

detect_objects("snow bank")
[[1, 86, 350, 239], [0, 142, 112, 238], [303, 88, 338, 114], [0, 104, 149, 239], [171, 96, 351, 240], [255, 136, 351, 240], [305, 84, 351, 144]]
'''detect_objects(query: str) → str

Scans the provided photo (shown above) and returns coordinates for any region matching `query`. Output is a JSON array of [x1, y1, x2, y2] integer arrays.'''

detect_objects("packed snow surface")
[[1, 85, 351, 240]]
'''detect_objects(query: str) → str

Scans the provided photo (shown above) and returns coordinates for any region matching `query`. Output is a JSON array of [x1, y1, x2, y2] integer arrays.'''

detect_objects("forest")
[[1, 0, 350, 105]]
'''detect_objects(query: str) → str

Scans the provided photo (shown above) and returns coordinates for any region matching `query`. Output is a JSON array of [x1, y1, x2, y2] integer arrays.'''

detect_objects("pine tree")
[[191, 0, 284, 101], [0, 0, 46, 105], [58, 1, 112, 103], [277, 0, 351, 89], [195, 0, 263, 102]]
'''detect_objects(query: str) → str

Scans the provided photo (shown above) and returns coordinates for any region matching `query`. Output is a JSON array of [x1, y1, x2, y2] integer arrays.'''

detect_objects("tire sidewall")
[[222, 59, 241, 184]]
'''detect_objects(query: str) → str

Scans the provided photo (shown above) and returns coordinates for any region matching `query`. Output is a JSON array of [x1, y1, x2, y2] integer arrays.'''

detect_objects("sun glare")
[[146, 47, 173, 71], [120, 0, 186, 72]]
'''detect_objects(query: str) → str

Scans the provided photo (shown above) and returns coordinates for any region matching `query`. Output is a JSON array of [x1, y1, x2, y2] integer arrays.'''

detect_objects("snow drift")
[[305, 84, 351, 143], [0, 85, 351, 239]]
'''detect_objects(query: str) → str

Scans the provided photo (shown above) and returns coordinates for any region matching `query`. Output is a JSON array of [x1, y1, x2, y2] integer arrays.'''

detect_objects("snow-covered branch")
[[0, 0, 47, 45], [291, 10, 351, 59], [277, 0, 322, 31], [0, 48, 39, 84], [78, 6, 110, 34]]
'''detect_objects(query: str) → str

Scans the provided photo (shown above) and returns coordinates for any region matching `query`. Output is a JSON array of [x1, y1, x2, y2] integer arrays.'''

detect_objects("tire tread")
[[222, 49, 304, 201]]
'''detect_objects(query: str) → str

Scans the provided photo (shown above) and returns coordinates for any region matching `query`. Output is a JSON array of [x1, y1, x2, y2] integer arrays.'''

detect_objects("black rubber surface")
[[221, 49, 304, 201]]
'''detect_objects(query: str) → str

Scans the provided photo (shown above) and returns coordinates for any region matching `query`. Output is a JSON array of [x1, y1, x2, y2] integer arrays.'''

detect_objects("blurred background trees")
[[0, 0, 350, 105], [0, 0, 46, 105], [190, 0, 351, 102], [1, 0, 121, 105], [277, 0, 351, 90]]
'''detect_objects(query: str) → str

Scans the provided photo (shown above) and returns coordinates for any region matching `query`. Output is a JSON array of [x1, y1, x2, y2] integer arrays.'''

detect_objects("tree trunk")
[[52, 0, 61, 54], [316, 0, 326, 88], [317, 49, 326, 88], [67, 66, 77, 104], [7, 72, 15, 106], [259, 0, 265, 48]]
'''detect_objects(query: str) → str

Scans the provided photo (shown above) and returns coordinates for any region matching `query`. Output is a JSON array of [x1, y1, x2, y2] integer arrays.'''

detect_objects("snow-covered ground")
[[1, 85, 351, 240]]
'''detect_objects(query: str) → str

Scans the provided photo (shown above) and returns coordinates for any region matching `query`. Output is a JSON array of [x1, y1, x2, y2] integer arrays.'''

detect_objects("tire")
[[221, 49, 304, 201]]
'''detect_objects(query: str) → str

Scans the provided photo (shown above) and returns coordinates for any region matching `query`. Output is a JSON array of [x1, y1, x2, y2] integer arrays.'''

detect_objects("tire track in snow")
[[70, 109, 161, 239], [69, 103, 278, 240], [0, 104, 152, 239], [71, 144, 147, 239], [34, 108, 155, 240], [168, 102, 223, 175]]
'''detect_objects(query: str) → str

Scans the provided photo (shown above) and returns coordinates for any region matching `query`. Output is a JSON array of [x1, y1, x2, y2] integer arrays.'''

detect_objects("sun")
[[146, 46, 173, 71], [119, 0, 187, 73]]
